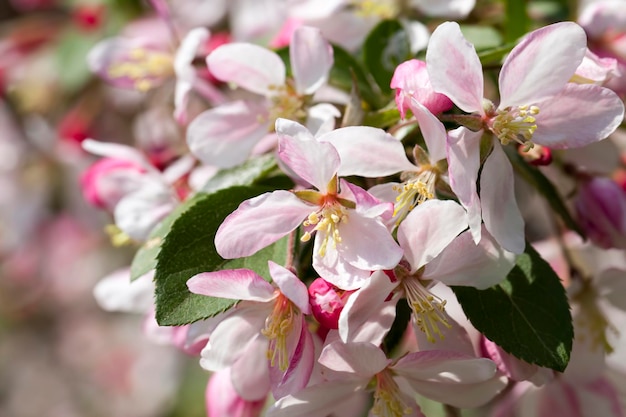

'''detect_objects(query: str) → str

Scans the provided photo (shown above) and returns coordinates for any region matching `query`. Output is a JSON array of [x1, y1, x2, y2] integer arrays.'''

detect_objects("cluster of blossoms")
[[4, 0, 626, 416]]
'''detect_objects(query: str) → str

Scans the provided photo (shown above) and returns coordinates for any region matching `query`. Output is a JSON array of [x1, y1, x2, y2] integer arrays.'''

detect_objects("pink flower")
[[187, 262, 315, 400], [426, 21, 624, 253], [391, 59, 453, 118], [214, 118, 403, 290], [575, 177, 626, 250], [187, 26, 334, 168], [206, 368, 266, 417]]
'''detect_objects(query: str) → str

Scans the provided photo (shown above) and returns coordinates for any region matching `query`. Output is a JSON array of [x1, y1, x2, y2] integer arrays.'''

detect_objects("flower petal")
[[268, 261, 311, 314], [398, 199, 469, 272], [423, 227, 516, 289], [93, 268, 155, 313], [410, 99, 448, 162], [426, 21, 484, 114], [186, 100, 270, 168], [215, 190, 312, 258], [319, 126, 415, 177], [480, 142, 525, 254], [499, 22, 587, 109], [270, 319, 315, 399], [319, 341, 390, 377], [207, 43, 285, 95], [291, 26, 333, 95], [447, 127, 483, 244], [532, 83, 625, 149], [187, 268, 275, 301], [266, 381, 362, 417]]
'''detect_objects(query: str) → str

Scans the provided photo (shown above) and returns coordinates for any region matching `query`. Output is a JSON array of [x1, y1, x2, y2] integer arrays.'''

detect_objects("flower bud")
[[308, 277, 352, 329], [390, 59, 453, 119], [80, 158, 146, 210], [575, 177, 626, 249]]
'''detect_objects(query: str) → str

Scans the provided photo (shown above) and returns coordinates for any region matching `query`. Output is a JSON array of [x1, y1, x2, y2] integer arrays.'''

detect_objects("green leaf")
[[504, 146, 585, 238], [363, 107, 401, 129], [55, 29, 99, 93], [362, 20, 411, 97], [329, 44, 386, 109], [154, 186, 289, 326], [130, 193, 206, 281], [452, 243, 573, 372], [459, 25, 503, 51], [505, 0, 530, 43], [477, 42, 516, 66], [201, 153, 279, 193]]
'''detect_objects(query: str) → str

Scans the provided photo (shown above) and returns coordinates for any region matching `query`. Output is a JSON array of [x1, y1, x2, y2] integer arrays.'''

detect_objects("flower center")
[[392, 168, 437, 224], [402, 277, 451, 343], [261, 292, 297, 371], [300, 203, 349, 257], [488, 105, 540, 150], [108, 47, 174, 92], [371, 370, 413, 417], [263, 83, 307, 128], [350, 0, 398, 19]]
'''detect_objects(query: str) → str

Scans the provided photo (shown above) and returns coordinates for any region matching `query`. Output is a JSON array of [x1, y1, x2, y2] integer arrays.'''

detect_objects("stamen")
[[402, 278, 451, 343], [489, 105, 540, 148], [351, 0, 398, 19], [300, 204, 348, 257], [264, 84, 307, 127], [371, 370, 413, 417], [261, 292, 296, 371], [392, 169, 437, 224], [108, 48, 174, 92]]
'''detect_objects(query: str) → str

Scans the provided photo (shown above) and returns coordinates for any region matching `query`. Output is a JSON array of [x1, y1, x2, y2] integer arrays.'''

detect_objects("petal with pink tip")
[[480, 142, 525, 254], [291, 26, 333, 95], [499, 22, 587, 109], [82, 139, 153, 171], [277, 126, 340, 192], [319, 341, 390, 377], [447, 127, 483, 244], [426, 22, 484, 114], [422, 227, 516, 289], [268, 261, 311, 314], [215, 190, 313, 259], [187, 269, 275, 302], [532, 84, 625, 149], [398, 199, 469, 272], [207, 43, 285, 96], [206, 368, 266, 417], [319, 126, 415, 177], [187, 100, 270, 168]]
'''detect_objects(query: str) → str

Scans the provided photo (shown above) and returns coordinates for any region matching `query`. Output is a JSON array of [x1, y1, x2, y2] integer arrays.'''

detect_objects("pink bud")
[[269, 18, 303, 49], [518, 144, 552, 166], [308, 278, 352, 330], [206, 368, 265, 417], [73, 5, 105, 32], [80, 158, 146, 210], [575, 177, 626, 249], [390, 59, 453, 118]]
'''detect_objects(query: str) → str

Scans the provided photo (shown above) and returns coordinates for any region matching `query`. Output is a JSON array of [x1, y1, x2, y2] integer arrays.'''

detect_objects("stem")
[[443, 404, 462, 417]]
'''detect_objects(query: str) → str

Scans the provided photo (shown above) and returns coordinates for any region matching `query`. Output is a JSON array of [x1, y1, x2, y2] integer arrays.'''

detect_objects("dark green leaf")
[[154, 186, 289, 326], [362, 20, 411, 97], [477, 42, 516, 66], [452, 244, 573, 372], [329, 44, 386, 109], [201, 153, 279, 193], [363, 107, 401, 129], [505, 146, 585, 238]]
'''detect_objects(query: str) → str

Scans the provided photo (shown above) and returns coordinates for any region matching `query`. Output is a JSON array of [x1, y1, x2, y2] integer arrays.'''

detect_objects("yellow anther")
[[371, 370, 413, 417], [107, 47, 174, 92], [266, 84, 307, 130], [402, 278, 451, 343], [261, 293, 297, 371], [490, 105, 540, 146], [351, 0, 398, 19], [302, 204, 349, 257], [392, 169, 437, 224]]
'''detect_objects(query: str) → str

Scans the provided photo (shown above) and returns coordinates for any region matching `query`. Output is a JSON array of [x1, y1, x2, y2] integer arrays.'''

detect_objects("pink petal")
[[338, 270, 399, 345], [231, 333, 272, 401], [268, 261, 311, 314], [266, 381, 362, 417], [410, 99, 448, 162], [423, 227, 516, 289], [447, 127, 483, 244], [398, 199, 469, 272], [319, 341, 390, 377], [82, 139, 153, 171], [532, 83, 625, 149], [206, 368, 266, 417], [291, 26, 333, 95], [186, 100, 270, 168], [305, 103, 341, 137], [499, 22, 587, 109], [215, 190, 313, 259], [277, 121, 340, 192], [426, 21, 484, 114], [393, 350, 496, 383], [480, 142, 525, 254], [270, 319, 315, 399], [187, 269, 275, 301], [207, 43, 285, 96], [93, 268, 155, 313], [319, 126, 415, 177]]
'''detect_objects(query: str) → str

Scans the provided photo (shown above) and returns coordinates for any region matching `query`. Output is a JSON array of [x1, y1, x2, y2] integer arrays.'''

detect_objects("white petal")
[[187, 269, 275, 302], [291, 26, 333, 95]]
